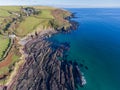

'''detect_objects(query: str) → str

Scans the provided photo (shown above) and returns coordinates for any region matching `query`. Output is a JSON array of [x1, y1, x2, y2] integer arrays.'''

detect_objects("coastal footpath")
[[0, 6, 84, 90]]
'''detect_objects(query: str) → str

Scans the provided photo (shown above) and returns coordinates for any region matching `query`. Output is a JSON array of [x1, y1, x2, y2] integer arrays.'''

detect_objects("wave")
[[81, 74, 87, 85]]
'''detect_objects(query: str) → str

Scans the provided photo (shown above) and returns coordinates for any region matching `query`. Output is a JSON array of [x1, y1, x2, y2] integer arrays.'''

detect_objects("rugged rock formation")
[[0, 6, 84, 90], [7, 32, 84, 90]]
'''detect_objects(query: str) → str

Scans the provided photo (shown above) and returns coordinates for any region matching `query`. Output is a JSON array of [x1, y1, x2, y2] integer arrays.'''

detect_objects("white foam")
[[81, 75, 87, 85]]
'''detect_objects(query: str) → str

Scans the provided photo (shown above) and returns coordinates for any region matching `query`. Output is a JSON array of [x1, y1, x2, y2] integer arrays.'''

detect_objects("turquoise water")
[[51, 8, 120, 90]]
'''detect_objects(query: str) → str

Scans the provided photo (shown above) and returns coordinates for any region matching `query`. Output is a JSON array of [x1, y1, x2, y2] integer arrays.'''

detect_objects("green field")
[[0, 6, 20, 17], [0, 6, 20, 12], [0, 9, 10, 17], [36, 9, 54, 19], [15, 16, 41, 36], [0, 35, 10, 59], [15, 9, 55, 36]]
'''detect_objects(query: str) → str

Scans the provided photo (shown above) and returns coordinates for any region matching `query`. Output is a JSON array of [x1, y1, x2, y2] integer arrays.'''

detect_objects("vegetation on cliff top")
[[0, 6, 72, 37]]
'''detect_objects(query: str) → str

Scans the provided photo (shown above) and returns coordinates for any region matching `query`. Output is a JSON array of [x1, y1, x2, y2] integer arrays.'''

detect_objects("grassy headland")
[[0, 6, 73, 85]]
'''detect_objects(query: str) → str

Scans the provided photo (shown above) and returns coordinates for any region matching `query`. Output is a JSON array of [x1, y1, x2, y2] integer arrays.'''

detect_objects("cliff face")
[[8, 31, 83, 90], [51, 9, 78, 31]]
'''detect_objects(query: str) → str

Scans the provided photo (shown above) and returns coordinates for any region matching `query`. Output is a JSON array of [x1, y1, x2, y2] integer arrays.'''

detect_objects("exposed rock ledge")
[[6, 28, 85, 90], [1, 11, 84, 90]]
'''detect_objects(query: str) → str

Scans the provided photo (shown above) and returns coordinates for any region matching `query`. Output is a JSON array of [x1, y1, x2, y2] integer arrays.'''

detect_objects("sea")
[[50, 8, 120, 90]]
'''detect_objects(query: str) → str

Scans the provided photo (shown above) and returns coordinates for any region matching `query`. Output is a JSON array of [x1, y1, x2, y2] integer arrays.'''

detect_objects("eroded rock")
[[8, 28, 84, 90]]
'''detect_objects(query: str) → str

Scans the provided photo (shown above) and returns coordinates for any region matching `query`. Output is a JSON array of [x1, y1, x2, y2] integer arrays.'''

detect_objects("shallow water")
[[50, 8, 120, 90]]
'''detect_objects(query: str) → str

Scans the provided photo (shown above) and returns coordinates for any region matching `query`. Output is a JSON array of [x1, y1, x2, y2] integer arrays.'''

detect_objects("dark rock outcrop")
[[8, 33, 84, 90]]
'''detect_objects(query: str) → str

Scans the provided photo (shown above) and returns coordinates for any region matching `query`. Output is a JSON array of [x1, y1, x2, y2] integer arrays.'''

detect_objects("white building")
[[9, 34, 16, 39]]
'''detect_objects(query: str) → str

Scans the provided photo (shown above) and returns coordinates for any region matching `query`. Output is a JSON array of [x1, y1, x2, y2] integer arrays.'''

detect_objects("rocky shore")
[[0, 10, 86, 90], [0, 6, 87, 90], [6, 27, 85, 90]]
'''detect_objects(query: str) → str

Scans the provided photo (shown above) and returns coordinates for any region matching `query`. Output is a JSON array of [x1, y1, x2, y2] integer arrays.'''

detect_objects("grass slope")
[[0, 35, 10, 59], [37, 9, 54, 19], [15, 16, 41, 36], [0, 6, 20, 12]]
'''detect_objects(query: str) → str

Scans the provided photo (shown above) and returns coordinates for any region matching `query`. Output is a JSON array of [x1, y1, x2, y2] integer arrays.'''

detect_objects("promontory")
[[0, 6, 84, 90]]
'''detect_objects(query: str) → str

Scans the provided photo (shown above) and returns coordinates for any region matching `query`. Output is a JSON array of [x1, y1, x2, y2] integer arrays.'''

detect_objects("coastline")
[[8, 14, 84, 90], [0, 7, 83, 90], [6, 29, 56, 90]]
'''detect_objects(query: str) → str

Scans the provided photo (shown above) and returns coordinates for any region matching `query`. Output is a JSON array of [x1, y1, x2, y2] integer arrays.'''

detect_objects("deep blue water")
[[51, 8, 120, 90]]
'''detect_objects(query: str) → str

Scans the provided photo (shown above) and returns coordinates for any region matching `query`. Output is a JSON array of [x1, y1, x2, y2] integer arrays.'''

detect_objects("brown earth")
[[0, 53, 12, 68]]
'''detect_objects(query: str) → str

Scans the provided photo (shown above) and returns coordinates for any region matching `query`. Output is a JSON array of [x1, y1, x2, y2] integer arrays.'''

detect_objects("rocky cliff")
[[8, 31, 84, 90]]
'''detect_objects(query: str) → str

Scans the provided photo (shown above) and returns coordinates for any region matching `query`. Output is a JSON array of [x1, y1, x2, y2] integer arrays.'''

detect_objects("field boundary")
[[0, 38, 13, 61]]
